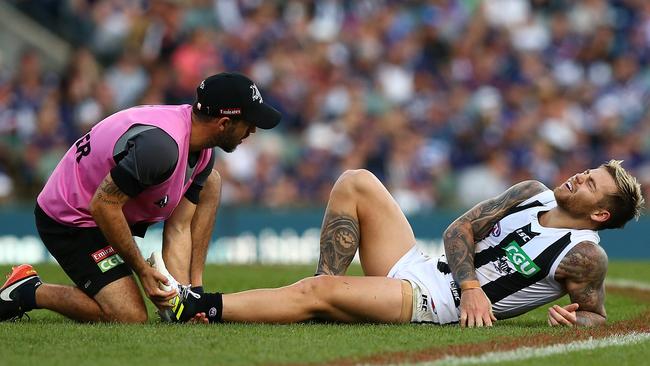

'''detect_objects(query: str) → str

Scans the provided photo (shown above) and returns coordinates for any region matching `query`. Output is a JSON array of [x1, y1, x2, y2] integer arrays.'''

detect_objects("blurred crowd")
[[1, 0, 650, 213]]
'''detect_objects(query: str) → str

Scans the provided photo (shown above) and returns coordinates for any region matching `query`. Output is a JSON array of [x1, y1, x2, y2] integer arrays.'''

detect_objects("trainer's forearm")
[[576, 310, 606, 326], [91, 205, 147, 274], [443, 220, 478, 284]]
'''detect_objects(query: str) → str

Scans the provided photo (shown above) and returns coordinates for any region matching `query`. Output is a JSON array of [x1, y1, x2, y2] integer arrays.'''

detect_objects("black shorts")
[[34, 204, 132, 297]]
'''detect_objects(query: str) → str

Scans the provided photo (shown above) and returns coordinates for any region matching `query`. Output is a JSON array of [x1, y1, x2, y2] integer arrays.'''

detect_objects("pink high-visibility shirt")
[[37, 104, 212, 228]]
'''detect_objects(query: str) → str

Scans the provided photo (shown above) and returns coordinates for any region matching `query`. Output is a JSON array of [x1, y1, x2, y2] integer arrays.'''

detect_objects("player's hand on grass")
[[547, 303, 579, 326], [188, 312, 209, 324], [459, 288, 497, 328], [139, 267, 178, 308]]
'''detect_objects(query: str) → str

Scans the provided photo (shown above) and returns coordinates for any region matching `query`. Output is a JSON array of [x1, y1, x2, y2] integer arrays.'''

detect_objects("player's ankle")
[[200, 292, 223, 323]]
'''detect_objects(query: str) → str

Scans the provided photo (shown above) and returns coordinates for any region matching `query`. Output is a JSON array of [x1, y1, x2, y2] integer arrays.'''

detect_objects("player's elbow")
[[576, 310, 607, 327], [442, 219, 470, 244]]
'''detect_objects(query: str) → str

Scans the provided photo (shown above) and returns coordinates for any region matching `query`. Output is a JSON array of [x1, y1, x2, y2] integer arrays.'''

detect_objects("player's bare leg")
[[36, 276, 147, 323], [316, 169, 416, 276], [221, 275, 412, 323], [177, 169, 417, 324]]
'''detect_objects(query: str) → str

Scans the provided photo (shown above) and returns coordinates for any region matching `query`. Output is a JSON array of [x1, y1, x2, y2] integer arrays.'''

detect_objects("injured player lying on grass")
[[165, 161, 643, 327], [3, 161, 642, 327]]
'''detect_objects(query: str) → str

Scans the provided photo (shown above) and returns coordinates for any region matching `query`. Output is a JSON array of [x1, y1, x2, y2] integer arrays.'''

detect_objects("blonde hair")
[[599, 160, 645, 229]]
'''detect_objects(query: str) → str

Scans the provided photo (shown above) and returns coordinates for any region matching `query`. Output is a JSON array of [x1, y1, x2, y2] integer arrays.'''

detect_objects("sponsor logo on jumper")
[[503, 242, 540, 277], [155, 195, 169, 208], [91, 246, 117, 263], [220, 108, 241, 115], [493, 256, 515, 275], [97, 254, 125, 273], [209, 307, 217, 317], [491, 223, 501, 237], [250, 84, 263, 103], [516, 227, 533, 242]]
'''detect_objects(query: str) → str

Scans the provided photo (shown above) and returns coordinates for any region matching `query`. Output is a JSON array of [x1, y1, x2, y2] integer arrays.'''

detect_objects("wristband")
[[460, 280, 481, 291]]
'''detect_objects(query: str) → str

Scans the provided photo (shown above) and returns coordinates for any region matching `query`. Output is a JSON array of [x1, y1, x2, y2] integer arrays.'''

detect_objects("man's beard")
[[212, 130, 240, 153], [553, 187, 591, 218]]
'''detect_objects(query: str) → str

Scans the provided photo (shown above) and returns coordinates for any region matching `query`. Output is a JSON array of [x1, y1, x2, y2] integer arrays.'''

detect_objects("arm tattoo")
[[443, 221, 476, 283], [444, 181, 547, 284], [556, 242, 608, 324], [316, 212, 360, 275], [95, 192, 121, 205], [94, 179, 129, 206], [99, 179, 124, 195], [576, 311, 606, 326], [90, 175, 145, 273]]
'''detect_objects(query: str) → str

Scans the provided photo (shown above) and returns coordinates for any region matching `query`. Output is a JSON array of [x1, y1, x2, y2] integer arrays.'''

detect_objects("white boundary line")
[[606, 278, 650, 291], [365, 279, 650, 366], [427, 332, 650, 366]]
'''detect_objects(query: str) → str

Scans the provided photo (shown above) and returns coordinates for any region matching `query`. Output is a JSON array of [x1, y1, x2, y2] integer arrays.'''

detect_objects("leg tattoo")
[[316, 212, 360, 275]]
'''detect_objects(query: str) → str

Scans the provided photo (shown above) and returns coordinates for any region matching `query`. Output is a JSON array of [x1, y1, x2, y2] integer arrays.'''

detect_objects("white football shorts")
[[387, 246, 460, 324]]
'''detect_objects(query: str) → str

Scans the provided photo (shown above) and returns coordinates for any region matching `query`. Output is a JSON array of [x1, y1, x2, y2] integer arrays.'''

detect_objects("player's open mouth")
[[565, 181, 573, 192]]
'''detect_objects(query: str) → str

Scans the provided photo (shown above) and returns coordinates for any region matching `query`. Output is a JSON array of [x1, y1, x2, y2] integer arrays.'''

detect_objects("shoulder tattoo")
[[467, 180, 547, 240], [556, 241, 608, 283]]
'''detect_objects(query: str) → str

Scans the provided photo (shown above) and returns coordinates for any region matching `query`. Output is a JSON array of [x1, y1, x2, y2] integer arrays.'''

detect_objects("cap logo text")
[[199, 80, 205, 89], [250, 84, 263, 103], [220, 108, 242, 115]]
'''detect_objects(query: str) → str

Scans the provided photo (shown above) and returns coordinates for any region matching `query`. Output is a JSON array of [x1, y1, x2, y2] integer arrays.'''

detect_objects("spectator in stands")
[[1, 0, 649, 214]]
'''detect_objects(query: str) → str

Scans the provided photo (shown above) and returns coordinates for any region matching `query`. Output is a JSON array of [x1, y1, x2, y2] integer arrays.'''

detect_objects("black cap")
[[194, 72, 281, 129]]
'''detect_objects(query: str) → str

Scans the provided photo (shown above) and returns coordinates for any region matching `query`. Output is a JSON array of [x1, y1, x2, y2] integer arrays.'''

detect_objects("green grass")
[[0, 262, 649, 366], [606, 261, 650, 283]]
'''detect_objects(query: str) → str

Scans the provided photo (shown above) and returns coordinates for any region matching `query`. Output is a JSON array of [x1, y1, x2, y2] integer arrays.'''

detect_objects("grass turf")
[[0, 262, 648, 366], [493, 338, 650, 366]]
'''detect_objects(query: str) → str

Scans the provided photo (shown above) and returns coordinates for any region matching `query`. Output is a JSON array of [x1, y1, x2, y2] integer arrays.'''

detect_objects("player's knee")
[[334, 169, 379, 197], [294, 276, 338, 312]]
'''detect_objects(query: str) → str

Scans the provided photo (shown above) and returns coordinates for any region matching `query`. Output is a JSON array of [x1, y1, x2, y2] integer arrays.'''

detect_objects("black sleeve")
[[183, 149, 216, 204], [110, 127, 179, 197]]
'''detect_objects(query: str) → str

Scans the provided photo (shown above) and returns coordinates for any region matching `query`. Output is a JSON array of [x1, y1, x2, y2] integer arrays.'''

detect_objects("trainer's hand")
[[547, 303, 579, 326], [139, 267, 178, 308], [459, 288, 496, 327]]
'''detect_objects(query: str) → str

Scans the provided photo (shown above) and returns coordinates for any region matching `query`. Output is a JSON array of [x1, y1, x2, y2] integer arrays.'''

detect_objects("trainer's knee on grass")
[[94, 277, 148, 323], [99, 302, 148, 324]]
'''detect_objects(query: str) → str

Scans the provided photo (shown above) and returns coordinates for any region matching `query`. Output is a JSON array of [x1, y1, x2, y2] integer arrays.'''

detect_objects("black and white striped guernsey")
[[437, 190, 600, 320]]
